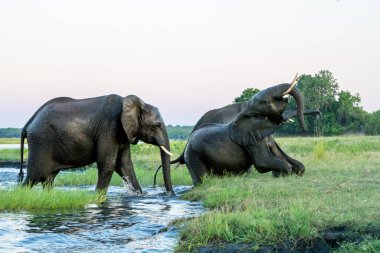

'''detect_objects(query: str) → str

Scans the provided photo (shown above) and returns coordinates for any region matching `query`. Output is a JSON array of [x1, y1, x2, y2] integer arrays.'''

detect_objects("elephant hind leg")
[[185, 157, 208, 186], [23, 149, 60, 188], [42, 170, 61, 189], [22, 174, 40, 187]]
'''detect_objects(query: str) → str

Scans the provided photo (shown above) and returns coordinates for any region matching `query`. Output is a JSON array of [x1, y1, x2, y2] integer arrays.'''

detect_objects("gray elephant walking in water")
[[19, 94, 174, 194]]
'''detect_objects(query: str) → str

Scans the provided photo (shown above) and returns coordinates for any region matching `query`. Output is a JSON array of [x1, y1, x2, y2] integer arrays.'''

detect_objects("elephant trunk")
[[289, 86, 306, 131], [159, 134, 175, 195]]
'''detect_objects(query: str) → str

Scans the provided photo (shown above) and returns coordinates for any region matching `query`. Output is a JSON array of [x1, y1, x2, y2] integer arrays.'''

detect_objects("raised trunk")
[[289, 86, 306, 131], [160, 136, 175, 195]]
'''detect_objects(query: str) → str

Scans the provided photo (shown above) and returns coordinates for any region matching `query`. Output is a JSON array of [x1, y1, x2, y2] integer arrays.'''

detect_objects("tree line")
[[0, 126, 195, 140], [1, 71, 378, 140], [234, 70, 380, 136]]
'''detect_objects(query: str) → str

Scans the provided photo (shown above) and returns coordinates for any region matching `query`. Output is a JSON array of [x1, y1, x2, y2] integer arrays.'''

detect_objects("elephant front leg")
[[96, 164, 114, 191], [115, 147, 142, 194], [248, 139, 292, 175], [268, 136, 305, 176]]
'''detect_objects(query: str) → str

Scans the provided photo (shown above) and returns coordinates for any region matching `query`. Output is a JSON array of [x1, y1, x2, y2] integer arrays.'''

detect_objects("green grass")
[[0, 187, 106, 210], [0, 138, 21, 144], [2, 135, 379, 252], [177, 136, 380, 251], [0, 148, 27, 161], [54, 165, 192, 187], [334, 238, 380, 253]]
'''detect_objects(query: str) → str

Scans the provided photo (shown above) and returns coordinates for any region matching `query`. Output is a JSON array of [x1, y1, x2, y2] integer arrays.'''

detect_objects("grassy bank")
[[0, 187, 106, 210], [177, 136, 380, 252], [0, 138, 21, 144], [0, 148, 27, 161]]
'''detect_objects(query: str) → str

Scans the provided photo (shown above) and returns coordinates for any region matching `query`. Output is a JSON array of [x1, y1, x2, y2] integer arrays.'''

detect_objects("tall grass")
[[0, 138, 21, 144], [0, 148, 27, 161], [177, 136, 380, 251], [54, 165, 192, 187], [0, 187, 106, 210]]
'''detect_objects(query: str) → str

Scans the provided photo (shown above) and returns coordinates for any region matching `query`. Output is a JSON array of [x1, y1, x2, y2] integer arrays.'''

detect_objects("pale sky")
[[0, 0, 379, 127]]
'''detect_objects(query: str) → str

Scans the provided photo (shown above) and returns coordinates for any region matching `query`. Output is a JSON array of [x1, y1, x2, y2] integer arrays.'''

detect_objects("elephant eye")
[[153, 122, 161, 128]]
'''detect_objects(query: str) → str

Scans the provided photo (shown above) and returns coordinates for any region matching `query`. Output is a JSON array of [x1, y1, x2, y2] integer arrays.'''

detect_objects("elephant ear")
[[121, 95, 145, 144], [230, 114, 276, 146]]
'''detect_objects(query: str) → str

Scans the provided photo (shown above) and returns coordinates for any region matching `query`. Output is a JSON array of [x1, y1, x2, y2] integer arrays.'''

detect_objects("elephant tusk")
[[283, 94, 290, 99], [288, 118, 295, 123], [160, 146, 173, 156], [283, 73, 298, 95]]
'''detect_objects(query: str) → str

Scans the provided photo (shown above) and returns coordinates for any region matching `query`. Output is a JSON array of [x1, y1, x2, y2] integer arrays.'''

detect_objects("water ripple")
[[0, 168, 204, 253]]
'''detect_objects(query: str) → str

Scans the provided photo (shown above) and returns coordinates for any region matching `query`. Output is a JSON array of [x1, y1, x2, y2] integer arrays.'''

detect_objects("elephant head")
[[230, 74, 306, 146], [244, 74, 306, 130], [121, 95, 174, 194]]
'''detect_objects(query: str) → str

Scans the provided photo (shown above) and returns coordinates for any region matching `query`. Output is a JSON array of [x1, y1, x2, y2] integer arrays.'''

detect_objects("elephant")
[[153, 77, 320, 186], [18, 94, 174, 195], [182, 78, 308, 185]]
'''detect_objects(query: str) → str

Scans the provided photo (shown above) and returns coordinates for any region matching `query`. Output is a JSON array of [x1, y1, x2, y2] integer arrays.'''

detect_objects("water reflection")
[[0, 168, 204, 253]]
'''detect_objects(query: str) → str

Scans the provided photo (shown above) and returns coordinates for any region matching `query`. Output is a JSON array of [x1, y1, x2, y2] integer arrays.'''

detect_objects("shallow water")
[[0, 168, 204, 253], [0, 144, 23, 150]]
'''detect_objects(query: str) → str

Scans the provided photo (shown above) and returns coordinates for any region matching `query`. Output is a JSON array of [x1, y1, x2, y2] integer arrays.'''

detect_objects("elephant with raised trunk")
[[154, 75, 320, 185], [19, 94, 174, 194], [174, 76, 311, 185]]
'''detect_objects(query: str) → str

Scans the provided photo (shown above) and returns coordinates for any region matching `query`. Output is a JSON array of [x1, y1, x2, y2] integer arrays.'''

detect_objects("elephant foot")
[[272, 171, 281, 178], [272, 167, 292, 178], [291, 164, 305, 176], [122, 176, 143, 195]]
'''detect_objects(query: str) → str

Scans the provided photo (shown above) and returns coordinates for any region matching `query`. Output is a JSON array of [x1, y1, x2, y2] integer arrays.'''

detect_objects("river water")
[[0, 144, 22, 150], [0, 168, 204, 253]]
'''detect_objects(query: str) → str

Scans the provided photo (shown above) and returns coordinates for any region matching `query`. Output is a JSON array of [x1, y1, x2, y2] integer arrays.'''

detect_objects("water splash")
[[0, 168, 204, 253]]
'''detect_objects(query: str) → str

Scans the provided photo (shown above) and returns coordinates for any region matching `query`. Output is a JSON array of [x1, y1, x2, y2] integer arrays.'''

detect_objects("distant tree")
[[233, 88, 260, 103], [166, 125, 193, 140], [271, 70, 370, 136], [365, 110, 380, 135], [0, 128, 22, 138], [336, 91, 366, 133], [233, 70, 378, 136], [297, 70, 339, 111]]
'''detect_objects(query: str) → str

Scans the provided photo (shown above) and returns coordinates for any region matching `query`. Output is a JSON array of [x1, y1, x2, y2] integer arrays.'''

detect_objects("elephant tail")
[[18, 128, 26, 184], [153, 152, 185, 188]]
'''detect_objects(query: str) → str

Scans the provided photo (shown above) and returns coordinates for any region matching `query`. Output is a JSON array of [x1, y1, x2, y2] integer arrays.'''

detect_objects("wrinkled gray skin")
[[19, 95, 174, 194], [153, 93, 319, 186], [180, 83, 307, 185]]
